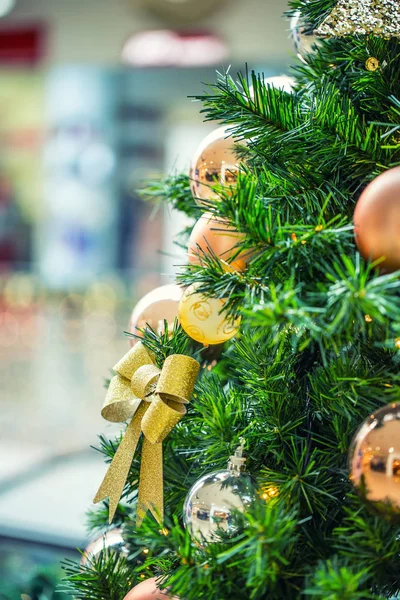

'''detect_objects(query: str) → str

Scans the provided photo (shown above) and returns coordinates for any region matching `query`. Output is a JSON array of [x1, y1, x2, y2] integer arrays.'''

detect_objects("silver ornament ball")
[[81, 528, 128, 566], [290, 11, 320, 61], [183, 441, 255, 542]]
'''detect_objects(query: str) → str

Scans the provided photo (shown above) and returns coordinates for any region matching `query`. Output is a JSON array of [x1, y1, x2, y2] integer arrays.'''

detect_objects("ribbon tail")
[[136, 437, 163, 526], [93, 403, 146, 523]]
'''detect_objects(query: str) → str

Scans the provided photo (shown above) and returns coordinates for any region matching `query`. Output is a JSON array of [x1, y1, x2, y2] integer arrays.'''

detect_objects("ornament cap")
[[228, 437, 247, 474]]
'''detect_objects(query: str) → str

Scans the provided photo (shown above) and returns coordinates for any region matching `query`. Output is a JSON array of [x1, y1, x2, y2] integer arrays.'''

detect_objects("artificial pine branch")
[[60, 552, 133, 600]]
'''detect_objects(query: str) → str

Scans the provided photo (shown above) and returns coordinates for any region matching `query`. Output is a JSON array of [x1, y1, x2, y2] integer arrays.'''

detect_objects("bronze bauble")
[[349, 402, 400, 520], [188, 212, 251, 272], [123, 577, 177, 600], [189, 126, 242, 205], [127, 284, 182, 346], [354, 167, 400, 272]]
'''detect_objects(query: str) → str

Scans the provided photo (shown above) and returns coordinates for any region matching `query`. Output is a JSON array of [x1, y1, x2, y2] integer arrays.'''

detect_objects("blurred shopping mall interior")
[[0, 0, 293, 596]]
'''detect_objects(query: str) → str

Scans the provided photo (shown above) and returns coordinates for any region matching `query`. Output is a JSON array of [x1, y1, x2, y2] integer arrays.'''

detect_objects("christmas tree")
[[62, 0, 400, 598]]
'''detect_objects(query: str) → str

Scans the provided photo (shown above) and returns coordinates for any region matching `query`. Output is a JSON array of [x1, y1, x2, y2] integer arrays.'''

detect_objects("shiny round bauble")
[[81, 528, 128, 566], [290, 11, 320, 61], [178, 283, 241, 345], [183, 468, 255, 542], [249, 74, 294, 99], [349, 402, 400, 520], [127, 284, 182, 346], [188, 212, 252, 272], [189, 125, 242, 205], [354, 167, 400, 273], [263, 75, 295, 93], [123, 577, 178, 600]]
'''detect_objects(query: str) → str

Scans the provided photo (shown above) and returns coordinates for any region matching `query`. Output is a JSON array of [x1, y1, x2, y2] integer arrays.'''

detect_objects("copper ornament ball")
[[123, 577, 178, 600], [188, 212, 251, 272], [349, 402, 400, 521], [189, 125, 242, 205], [127, 284, 182, 347], [354, 166, 400, 272]]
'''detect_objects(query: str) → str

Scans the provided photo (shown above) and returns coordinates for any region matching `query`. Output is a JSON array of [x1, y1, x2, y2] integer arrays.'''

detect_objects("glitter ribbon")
[[93, 342, 199, 524]]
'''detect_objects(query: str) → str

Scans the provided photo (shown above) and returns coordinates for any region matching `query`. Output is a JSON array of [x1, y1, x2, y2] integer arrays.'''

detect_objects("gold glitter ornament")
[[349, 402, 400, 521], [365, 56, 380, 71], [94, 342, 200, 524], [315, 0, 400, 38], [178, 283, 241, 345]]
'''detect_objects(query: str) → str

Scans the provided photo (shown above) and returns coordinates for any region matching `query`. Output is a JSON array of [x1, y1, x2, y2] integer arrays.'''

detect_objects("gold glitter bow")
[[93, 342, 199, 525]]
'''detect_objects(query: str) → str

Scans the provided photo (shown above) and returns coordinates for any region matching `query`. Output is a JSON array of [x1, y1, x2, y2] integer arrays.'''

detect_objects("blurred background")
[[0, 0, 293, 596]]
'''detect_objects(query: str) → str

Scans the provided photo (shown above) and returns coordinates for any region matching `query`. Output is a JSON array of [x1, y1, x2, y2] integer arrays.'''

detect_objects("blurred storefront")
[[0, 0, 292, 596]]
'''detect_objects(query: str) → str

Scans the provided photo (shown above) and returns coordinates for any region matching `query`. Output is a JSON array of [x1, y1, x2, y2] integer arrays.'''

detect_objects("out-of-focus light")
[[261, 485, 279, 501], [84, 282, 117, 313], [84, 309, 117, 345], [3, 273, 35, 308], [0, 311, 19, 346], [121, 30, 228, 67], [79, 143, 116, 185], [0, 0, 15, 18]]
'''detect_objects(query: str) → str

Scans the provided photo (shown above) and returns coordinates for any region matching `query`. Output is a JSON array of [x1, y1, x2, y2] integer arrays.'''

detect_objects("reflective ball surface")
[[183, 469, 255, 542], [189, 125, 242, 205], [81, 528, 128, 566], [290, 11, 320, 60], [354, 166, 400, 273], [263, 75, 295, 93], [123, 577, 178, 600], [188, 212, 251, 272], [127, 284, 182, 346], [349, 402, 400, 521], [178, 283, 241, 345]]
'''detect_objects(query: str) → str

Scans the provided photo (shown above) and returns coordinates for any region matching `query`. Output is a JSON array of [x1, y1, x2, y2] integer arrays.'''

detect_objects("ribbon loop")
[[131, 364, 160, 398], [156, 355, 200, 404], [114, 343, 155, 381], [94, 341, 199, 524], [101, 375, 141, 423]]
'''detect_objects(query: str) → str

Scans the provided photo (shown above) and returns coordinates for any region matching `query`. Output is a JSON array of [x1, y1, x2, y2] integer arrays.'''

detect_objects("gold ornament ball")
[[81, 529, 128, 566], [354, 166, 400, 272], [189, 125, 242, 205], [188, 212, 252, 272], [349, 402, 400, 520], [127, 284, 182, 347], [123, 577, 178, 600], [178, 283, 241, 345]]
